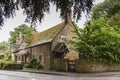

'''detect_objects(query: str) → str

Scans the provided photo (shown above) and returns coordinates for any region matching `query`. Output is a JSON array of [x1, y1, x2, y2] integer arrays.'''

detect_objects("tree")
[[0, 0, 94, 27], [0, 41, 8, 52], [71, 17, 120, 62], [107, 12, 120, 27], [92, 0, 120, 20], [0, 41, 12, 60], [8, 24, 33, 44], [50, 0, 93, 22]]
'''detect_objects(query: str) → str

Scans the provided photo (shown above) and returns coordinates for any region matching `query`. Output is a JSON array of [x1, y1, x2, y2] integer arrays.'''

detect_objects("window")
[[39, 54, 44, 62], [17, 55, 21, 61], [22, 55, 24, 61], [17, 55, 24, 61], [39, 55, 42, 62], [60, 35, 67, 42], [32, 55, 35, 59]]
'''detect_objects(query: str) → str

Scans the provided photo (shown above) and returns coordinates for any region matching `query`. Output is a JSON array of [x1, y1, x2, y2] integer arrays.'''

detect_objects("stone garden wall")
[[76, 59, 120, 73], [51, 59, 68, 72]]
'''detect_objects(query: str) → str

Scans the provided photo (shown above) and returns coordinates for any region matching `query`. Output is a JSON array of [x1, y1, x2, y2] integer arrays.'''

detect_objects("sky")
[[0, 0, 104, 42]]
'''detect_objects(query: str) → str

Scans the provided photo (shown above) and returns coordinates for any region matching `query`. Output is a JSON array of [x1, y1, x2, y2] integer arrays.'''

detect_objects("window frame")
[[17, 55, 24, 62], [60, 35, 67, 41], [39, 54, 44, 62]]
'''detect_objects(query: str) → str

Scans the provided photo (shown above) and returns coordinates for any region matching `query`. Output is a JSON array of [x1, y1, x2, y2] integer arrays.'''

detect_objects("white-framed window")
[[17, 55, 24, 62], [60, 35, 67, 42], [22, 55, 24, 61], [61, 35, 67, 39], [39, 54, 44, 62], [17, 55, 21, 61]]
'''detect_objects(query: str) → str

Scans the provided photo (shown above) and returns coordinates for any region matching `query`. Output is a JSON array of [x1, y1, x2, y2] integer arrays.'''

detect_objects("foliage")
[[0, 0, 17, 26], [24, 59, 43, 70], [0, 54, 4, 59], [50, 0, 93, 22], [0, 41, 12, 61], [0, 41, 11, 60], [92, 0, 120, 19], [71, 16, 120, 62], [107, 12, 120, 27], [0, 60, 14, 69], [0, 59, 13, 64], [4, 49, 12, 61], [19, 0, 50, 26], [8, 24, 33, 44], [0, 0, 94, 27], [0, 41, 8, 51]]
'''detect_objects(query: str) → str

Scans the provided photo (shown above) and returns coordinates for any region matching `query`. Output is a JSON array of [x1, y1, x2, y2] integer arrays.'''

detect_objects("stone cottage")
[[12, 22, 79, 70]]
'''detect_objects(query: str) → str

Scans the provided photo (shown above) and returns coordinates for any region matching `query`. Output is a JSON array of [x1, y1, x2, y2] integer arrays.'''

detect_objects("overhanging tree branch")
[[0, 0, 94, 27]]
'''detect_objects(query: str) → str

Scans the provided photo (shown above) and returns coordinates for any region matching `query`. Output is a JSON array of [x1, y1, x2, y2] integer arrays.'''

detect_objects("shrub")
[[71, 17, 120, 62], [0, 62, 11, 69], [0, 60, 14, 70], [24, 59, 43, 70], [0, 54, 4, 59], [2, 63, 11, 69], [36, 64, 43, 70], [24, 63, 29, 68], [0, 62, 3, 69]]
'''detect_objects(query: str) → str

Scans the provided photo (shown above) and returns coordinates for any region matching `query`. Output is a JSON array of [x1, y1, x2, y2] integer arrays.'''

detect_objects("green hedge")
[[0, 60, 23, 70], [0, 62, 23, 70]]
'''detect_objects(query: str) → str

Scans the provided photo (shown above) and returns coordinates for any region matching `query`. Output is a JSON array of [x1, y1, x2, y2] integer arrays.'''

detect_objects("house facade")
[[12, 22, 79, 70], [11, 33, 31, 64]]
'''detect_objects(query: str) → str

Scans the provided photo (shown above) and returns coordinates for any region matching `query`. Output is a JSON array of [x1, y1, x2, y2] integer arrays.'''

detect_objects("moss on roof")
[[29, 22, 65, 46], [24, 29, 39, 43]]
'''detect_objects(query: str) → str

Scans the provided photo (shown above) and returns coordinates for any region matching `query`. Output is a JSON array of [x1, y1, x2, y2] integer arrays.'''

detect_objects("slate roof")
[[28, 22, 65, 47]]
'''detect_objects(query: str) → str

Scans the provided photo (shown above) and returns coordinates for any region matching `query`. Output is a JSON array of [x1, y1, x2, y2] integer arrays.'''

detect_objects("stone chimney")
[[66, 10, 72, 24]]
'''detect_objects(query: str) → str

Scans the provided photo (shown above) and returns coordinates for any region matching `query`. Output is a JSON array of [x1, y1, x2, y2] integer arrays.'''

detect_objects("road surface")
[[0, 70, 120, 80]]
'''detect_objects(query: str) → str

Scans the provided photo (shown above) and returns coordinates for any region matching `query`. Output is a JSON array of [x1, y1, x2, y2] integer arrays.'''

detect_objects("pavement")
[[18, 69, 120, 77]]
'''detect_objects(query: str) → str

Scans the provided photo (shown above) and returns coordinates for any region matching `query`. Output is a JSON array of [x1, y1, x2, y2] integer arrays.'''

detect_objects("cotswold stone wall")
[[31, 43, 51, 70], [51, 24, 79, 61], [76, 59, 120, 73], [51, 59, 68, 72]]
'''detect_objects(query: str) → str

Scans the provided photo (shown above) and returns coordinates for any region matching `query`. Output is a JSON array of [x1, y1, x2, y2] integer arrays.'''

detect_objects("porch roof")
[[53, 42, 69, 53]]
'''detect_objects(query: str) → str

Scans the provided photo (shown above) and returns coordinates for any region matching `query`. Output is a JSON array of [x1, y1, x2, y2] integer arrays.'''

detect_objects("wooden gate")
[[68, 61, 76, 72]]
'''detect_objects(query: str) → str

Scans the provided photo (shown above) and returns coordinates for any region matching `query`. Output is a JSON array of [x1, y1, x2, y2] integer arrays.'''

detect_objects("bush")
[[2, 63, 11, 69], [0, 54, 4, 59], [24, 63, 29, 68], [0, 60, 15, 70], [0, 62, 12, 69], [24, 59, 43, 70], [71, 17, 120, 62], [0, 62, 3, 69], [36, 64, 43, 70]]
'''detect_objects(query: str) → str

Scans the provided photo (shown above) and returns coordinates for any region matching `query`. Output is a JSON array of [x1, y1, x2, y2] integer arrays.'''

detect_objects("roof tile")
[[29, 22, 65, 46]]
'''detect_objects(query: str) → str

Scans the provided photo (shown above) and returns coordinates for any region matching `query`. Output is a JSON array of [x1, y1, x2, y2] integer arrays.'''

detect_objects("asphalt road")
[[0, 70, 120, 80]]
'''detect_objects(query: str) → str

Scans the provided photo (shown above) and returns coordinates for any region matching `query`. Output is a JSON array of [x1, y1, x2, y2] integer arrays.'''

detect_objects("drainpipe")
[[30, 47, 32, 59], [50, 42, 52, 70]]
